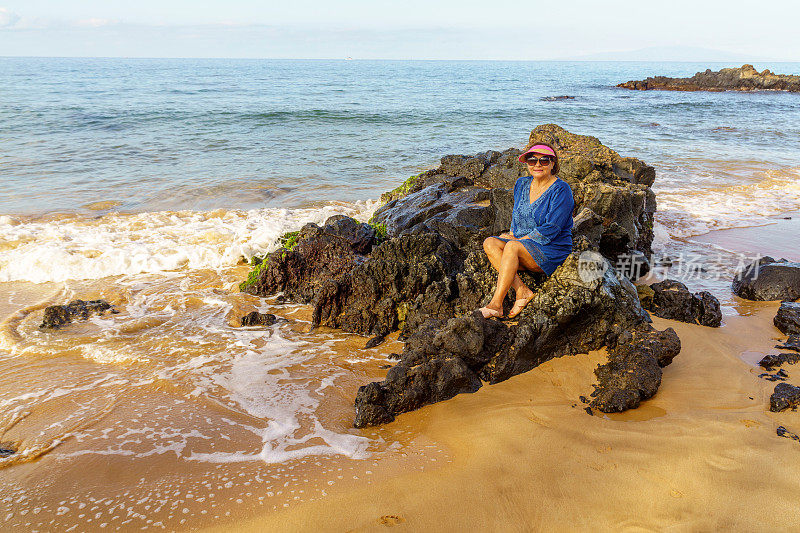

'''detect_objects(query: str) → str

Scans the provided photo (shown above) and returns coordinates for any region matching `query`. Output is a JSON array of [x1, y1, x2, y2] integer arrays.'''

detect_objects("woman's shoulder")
[[553, 178, 575, 205], [554, 178, 574, 195], [554, 177, 571, 189]]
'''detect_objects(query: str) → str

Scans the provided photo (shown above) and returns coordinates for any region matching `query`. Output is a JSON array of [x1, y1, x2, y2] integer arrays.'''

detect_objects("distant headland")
[[618, 64, 800, 93]]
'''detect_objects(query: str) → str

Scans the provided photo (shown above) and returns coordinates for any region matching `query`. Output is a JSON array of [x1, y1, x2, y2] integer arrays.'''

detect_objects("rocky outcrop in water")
[[637, 279, 721, 327], [618, 65, 800, 93], [241, 311, 277, 327], [774, 302, 800, 335], [40, 299, 114, 329], [243, 124, 681, 427], [732, 257, 800, 301]]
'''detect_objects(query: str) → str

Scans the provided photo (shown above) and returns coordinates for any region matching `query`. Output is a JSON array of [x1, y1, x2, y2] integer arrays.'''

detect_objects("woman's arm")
[[521, 184, 574, 244]]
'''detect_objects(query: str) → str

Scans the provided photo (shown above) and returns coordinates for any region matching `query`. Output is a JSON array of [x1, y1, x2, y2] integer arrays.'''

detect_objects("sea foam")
[[0, 201, 377, 283]]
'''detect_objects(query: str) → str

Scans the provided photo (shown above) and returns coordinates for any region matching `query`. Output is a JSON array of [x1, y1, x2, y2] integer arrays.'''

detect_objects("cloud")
[[0, 7, 20, 28]]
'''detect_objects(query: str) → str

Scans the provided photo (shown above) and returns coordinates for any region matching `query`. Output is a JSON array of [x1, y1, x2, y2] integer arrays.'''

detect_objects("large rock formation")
[[618, 64, 800, 93], [353, 250, 681, 427], [242, 125, 681, 427]]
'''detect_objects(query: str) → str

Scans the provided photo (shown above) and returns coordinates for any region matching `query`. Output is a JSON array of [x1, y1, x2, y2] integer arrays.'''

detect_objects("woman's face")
[[525, 153, 555, 179]]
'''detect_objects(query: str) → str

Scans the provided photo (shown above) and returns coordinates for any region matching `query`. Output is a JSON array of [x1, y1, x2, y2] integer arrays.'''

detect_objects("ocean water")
[[1, 58, 800, 529]]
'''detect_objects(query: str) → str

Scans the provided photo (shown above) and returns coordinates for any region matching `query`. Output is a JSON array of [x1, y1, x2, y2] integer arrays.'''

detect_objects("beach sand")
[[2, 222, 799, 531], [223, 304, 799, 532]]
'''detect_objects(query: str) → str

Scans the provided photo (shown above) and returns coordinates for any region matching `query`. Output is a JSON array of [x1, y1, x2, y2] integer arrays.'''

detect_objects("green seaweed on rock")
[[239, 260, 264, 292], [380, 173, 420, 204], [239, 230, 301, 292], [279, 230, 301, 251], [369, 221, 388, 244]]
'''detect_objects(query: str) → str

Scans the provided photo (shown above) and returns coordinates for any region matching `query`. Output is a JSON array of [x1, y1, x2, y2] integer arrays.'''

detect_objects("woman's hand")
[[499, 232, 515, 239]]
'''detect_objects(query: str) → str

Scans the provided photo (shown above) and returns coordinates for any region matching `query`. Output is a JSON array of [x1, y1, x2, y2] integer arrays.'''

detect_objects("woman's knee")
[[483, 236, 503, 252], [502, 240, 523, 255]]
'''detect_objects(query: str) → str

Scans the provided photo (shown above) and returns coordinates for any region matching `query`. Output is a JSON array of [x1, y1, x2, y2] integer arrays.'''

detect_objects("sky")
[[0, 0, 799, 60]]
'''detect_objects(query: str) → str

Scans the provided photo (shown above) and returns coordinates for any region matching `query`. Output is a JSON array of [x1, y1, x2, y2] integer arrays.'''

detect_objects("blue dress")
[[493, 176, 574, 276]]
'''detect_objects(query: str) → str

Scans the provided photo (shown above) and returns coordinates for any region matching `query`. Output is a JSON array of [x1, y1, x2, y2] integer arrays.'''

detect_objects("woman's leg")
[[482, 237, 529, 296], [481, 238, 543, 317]]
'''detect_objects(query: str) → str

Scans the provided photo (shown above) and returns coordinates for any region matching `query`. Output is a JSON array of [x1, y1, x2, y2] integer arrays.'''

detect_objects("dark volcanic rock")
[[618, 64, 800, 93], [732, 256, 800, 301], [777, 426, 800, 442], [241, 311, 277, 327], [322, 215, 377, 254], [365, 335, 386, 349], [353, 252, 676, 426], [760, 369, 788, 382], [0, 442, 16, 458], [243, 125, 681, 427], [770, 383, 800, 412], [590, 327, 681, 412], [242, 221, 368, 304], [40, 299, 114, 329], [373, 176, 494, 249], [640, 279, 721, 327], [774, 302, 800, 335], [313, 233, 463, 338], [759, 352, 800, 369], [776, 334, 800, 353]]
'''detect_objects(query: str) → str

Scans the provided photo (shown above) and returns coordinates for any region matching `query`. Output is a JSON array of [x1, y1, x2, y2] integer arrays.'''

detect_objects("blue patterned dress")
[[492, 176, 574, 276]]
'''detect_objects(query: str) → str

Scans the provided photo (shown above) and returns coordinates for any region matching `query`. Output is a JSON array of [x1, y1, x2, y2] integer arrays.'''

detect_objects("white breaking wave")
[[653, 165, 800, 240], [0, 201, 378, 283]]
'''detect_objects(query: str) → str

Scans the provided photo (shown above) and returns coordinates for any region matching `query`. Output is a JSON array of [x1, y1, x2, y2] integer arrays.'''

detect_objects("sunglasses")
[[525, 155, 554, 166]]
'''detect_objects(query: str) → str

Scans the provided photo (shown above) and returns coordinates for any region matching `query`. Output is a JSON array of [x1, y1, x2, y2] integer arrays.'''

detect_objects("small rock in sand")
[[759, 352, 800, 369], [774, 302, 800, 335], [770, 382, 800, 412]]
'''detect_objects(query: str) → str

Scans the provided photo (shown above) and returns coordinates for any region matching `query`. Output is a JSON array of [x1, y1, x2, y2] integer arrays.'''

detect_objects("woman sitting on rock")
[[479, 143, 574, 319]]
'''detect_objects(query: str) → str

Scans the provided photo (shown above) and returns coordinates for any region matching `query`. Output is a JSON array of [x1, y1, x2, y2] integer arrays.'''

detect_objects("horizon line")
[[1, 55, 794, 63]]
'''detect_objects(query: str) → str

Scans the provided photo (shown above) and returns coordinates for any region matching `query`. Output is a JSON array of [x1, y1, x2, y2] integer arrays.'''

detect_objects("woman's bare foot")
[[478, 305, 504, 319], [507, 287, 535, 319]]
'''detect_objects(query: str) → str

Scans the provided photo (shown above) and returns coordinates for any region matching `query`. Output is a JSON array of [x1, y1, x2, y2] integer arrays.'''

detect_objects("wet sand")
[[689, 211, 800, 263]]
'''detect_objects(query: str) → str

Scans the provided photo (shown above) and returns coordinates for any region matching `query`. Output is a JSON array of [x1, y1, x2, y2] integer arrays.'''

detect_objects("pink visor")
[[518, 144, 556, 162]]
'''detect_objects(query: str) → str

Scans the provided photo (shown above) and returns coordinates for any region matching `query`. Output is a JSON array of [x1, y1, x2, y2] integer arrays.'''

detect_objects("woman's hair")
[[527, 141, 560, 176]]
